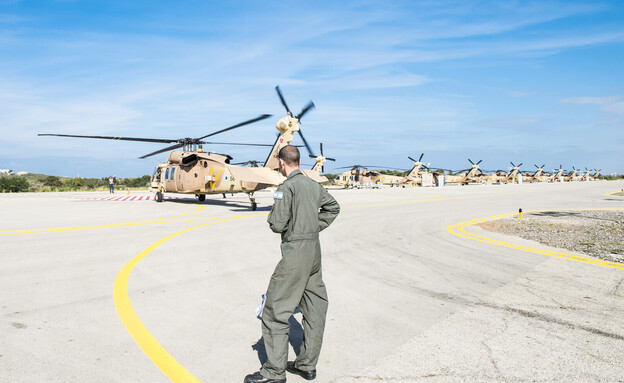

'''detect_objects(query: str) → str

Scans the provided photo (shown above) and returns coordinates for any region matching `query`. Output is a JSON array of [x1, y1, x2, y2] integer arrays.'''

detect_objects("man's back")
[[268, 169, 339, 242]]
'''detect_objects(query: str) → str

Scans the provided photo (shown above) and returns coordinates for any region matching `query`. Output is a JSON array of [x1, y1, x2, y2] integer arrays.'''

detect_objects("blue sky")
[[1, 0, 623, 177]]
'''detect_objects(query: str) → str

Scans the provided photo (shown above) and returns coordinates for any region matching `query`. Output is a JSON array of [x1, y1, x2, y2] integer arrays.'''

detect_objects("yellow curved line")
[[447, 208, 624, 270], [116, 191, 622, 380], [604, 190, 623, 196], [113, 213, 268, 382], [0, 204, 205, 236]]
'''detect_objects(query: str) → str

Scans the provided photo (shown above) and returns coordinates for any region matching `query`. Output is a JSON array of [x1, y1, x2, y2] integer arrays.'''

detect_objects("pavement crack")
[[475, 301, 624, 341], [481, 341, 504, 379]]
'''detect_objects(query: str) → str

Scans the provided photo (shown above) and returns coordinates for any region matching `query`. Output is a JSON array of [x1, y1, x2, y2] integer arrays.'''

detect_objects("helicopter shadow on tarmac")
[[252, 314, 305, 365], [161, 198, 273, 212]]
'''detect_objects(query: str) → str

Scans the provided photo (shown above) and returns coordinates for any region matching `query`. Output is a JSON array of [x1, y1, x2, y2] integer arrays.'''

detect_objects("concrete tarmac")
[[1, 181, 623, 382]]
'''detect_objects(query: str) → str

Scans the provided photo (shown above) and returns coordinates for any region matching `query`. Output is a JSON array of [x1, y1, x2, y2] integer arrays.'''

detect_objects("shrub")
[[42, 175, 63, 187], [0, 176, 30, 192]]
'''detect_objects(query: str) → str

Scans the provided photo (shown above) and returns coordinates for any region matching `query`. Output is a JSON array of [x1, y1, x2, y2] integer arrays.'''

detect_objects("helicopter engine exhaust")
[[168, 151, 199, 166]]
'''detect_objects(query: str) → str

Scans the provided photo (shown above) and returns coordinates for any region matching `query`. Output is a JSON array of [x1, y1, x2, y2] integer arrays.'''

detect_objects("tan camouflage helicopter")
[[332, 164, 408, 187], [549, 165, 565, 182], [521, 164, 549, 183], [39, 86, 327, 210], [398, 153, 438, 186], [488, 161, 524, 184], [332, 165, 382, 187], [590, 168, 601, 180], [563, 166, 582, 182], [444, 159, 486, 185]]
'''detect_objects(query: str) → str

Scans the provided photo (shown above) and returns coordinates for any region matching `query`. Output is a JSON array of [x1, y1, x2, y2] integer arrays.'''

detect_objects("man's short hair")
[[278, 145, 300, 166]]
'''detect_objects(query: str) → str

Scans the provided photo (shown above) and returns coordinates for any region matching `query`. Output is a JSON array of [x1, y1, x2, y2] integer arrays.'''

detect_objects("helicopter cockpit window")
[[203, 161, 207, 168], [164, 168, 170, 180], [152, 168, 161, 181], [170, 168, 176, 180]]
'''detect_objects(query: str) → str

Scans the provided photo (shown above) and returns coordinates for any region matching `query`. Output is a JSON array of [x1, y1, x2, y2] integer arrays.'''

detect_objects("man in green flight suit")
[[245, 145, 340, 383]]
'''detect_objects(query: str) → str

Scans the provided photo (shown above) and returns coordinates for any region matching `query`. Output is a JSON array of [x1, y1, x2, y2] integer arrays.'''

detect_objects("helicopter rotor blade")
[[320, 142, 323, 156], [139, 143, 184, 159], [468, 159, 474, 165], [297, 129, 315, 158], [38, 133, 177, 144], [196, 114, 272, 141], [198, 141, 274, 147], [275, 86, 291, 115], [297, 101, 315, 121], [418, 153, 424, 162], [476, 160, 482, 165], [325, 157, 336, 161], [408, 156, 417, 162]]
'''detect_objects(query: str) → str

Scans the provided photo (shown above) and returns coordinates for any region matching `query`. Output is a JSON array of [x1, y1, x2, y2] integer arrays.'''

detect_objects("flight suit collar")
[[287, 168, 303, 180]]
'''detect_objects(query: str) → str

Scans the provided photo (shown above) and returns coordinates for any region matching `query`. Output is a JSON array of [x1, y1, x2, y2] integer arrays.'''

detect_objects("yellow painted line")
[[447, 208, 624, 270], [114, 213, 268, 382], [0, 205, 206, 236], [115, 190, 621, 381], [604, 190, 623, 196]]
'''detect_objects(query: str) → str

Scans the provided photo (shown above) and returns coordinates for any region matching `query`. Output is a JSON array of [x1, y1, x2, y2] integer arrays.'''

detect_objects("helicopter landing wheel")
[[197, 194, 206, 202], [251, 202, 257, 211], [155, 191, 163, 203]]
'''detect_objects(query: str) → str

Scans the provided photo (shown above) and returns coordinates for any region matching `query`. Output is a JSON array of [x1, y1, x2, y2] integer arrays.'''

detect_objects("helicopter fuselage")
[[149, 150, 276, 196]]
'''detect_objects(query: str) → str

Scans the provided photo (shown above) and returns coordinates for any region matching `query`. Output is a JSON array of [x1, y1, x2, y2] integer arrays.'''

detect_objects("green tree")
[[64, 177, 84, 189], [42, 175, 63, 187], [123, 175, 151, 187], [0, 176, 30, 192]]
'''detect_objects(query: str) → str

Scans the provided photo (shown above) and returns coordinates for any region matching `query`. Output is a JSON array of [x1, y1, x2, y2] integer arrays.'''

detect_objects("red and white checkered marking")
[[71, 195, 195, 201]]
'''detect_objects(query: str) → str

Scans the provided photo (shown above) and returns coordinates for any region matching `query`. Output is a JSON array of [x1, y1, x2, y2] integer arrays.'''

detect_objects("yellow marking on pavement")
[[604, 190, 623, 196], [447, 208, 624, 270], [114, 213, 268, 383], [113, 188, 620, 381], [0, 204, 205, 236]]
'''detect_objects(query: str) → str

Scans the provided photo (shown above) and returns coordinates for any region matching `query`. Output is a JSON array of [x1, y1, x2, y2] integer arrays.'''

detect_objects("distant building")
[[15, 171, 29, 176], [0, 169, 12, 174]]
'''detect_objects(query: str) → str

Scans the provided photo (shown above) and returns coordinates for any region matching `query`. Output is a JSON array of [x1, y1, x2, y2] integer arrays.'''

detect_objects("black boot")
[[244, 371, 286, 383], [286, 361, 316, 380]]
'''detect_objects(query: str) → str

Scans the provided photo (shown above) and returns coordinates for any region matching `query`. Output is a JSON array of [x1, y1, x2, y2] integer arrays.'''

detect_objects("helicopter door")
[[169, 167, 176, 191]]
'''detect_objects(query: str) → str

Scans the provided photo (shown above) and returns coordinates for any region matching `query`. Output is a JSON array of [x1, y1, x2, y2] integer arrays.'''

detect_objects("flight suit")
[[260, 169, 340, 380]]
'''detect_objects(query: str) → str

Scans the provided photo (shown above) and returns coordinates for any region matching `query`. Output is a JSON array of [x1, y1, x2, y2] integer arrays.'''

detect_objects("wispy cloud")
[[561, 96, 624, 115]]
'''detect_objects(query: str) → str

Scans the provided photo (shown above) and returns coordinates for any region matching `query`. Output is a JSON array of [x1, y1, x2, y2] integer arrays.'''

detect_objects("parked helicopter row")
[[39, 86, 603, 208], [330, 156, 602, 188]]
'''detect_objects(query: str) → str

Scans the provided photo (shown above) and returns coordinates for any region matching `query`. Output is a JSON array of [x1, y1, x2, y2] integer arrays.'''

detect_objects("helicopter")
[[39, 86, 327, 210], [487, 161, 524, 184], [549, 165, 565, 182], [444, 159, 486, 185], [520, 164, 549, 183], [402, 153, 439, 186]]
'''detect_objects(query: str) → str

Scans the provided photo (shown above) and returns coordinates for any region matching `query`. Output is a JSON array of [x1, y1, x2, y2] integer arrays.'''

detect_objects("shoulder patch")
[[273, 191, 283, 200]]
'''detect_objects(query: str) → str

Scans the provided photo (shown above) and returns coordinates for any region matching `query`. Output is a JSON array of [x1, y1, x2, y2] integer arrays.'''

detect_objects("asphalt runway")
[[2, 181, 624, 383]]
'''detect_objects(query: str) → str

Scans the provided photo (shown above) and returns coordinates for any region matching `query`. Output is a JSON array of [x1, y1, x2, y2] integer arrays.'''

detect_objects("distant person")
[[108, 176, 115, 193], [245, 145, 340, 383]]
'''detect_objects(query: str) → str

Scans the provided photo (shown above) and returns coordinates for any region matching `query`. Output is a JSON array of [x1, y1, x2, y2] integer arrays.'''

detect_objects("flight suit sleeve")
[[318, 187, 340, 232], [267, 184, 292, 234]]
